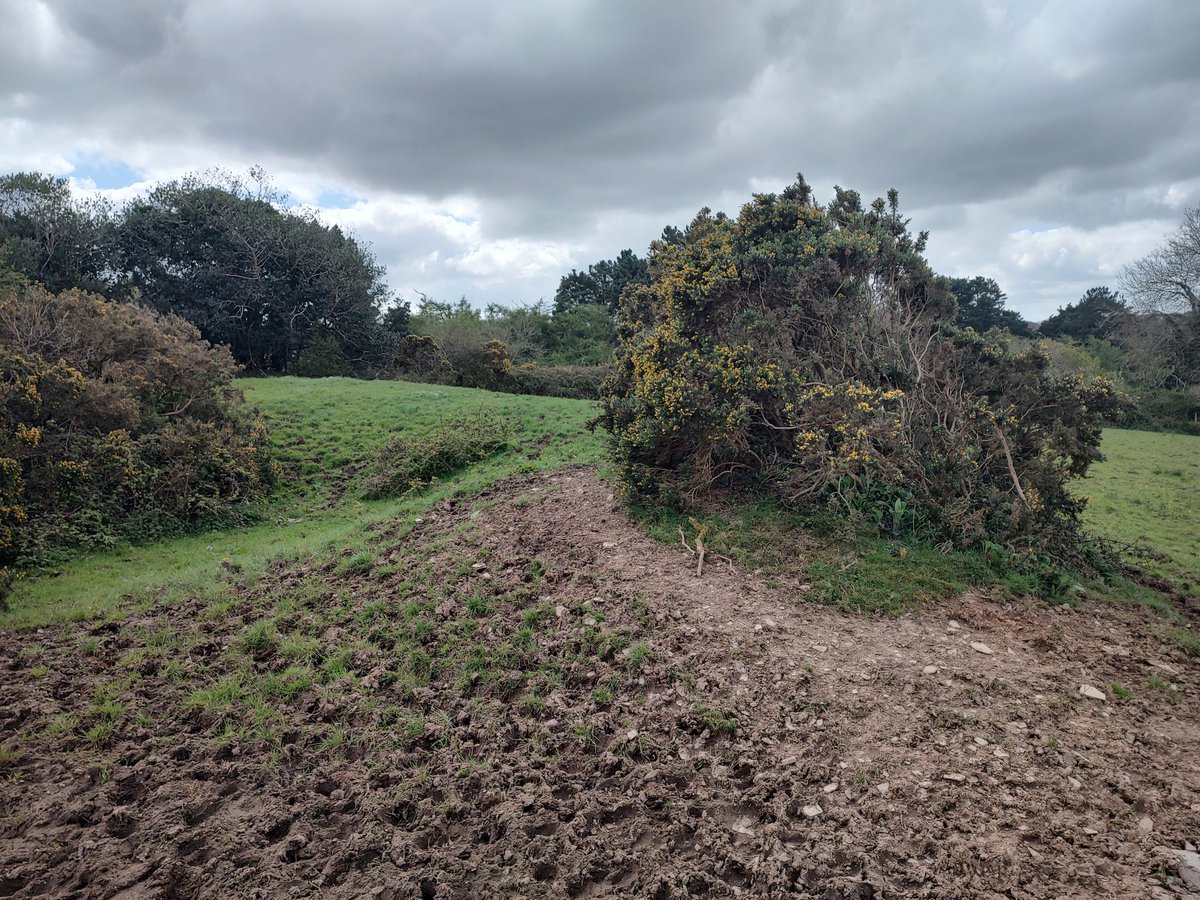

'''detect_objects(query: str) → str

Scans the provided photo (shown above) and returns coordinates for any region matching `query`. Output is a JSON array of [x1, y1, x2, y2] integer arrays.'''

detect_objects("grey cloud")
[[1, 0, 1198, 315]]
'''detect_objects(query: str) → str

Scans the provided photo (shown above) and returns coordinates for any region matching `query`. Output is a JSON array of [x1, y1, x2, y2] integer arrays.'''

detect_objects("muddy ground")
[[2, 467, 1198, 898]]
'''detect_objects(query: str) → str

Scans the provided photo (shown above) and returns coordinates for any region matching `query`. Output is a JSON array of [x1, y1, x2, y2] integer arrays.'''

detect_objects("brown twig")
[[993, 426, 1030, 509]]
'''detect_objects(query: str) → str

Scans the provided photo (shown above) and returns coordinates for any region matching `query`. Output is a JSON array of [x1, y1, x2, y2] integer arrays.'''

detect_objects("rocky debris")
[[1080, 684, 1107, 701], [802, 804, 823, 818], [970, 641, 994, 655]]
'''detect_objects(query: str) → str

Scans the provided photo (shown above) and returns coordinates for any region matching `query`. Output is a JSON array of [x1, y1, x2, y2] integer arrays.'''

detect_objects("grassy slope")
[[1080, 427, 1200, 583], [2, 377, 603, 627]]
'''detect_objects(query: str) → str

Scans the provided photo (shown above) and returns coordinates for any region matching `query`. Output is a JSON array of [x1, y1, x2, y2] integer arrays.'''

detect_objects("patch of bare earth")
[[1, 466, 1198, 898]]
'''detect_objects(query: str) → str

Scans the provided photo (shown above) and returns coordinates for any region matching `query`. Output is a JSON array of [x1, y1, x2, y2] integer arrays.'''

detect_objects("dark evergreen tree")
[[949, 276, 1030, 335]]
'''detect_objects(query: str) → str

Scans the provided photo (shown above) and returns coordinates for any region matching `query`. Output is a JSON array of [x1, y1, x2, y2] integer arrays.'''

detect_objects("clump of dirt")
[[1, 467, 1198, 898]]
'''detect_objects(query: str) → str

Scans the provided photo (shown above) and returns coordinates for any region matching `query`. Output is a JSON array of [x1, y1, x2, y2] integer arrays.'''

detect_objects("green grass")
[[1079, 427, 1200, 583], [4, 377, 603, 627]]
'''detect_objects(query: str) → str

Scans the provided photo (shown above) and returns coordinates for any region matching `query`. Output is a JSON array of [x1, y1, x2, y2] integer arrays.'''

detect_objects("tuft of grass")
[[626, 641, 651, 670], [85, 721, 115, 748], [79, 637, 100, 657], [1170, 628, 1200, 658], [695, 703, 738, 736], [1109, 682, 1132, 700], [338, 552, 376, 576], [238, 620, 277, 655]]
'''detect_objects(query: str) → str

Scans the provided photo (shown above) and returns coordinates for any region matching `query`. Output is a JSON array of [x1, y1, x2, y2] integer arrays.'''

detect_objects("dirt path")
[[2, 467, 1198, 898]]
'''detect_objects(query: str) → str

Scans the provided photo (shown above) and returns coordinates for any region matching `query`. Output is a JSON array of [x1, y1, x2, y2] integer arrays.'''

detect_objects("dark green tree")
[[380, 300, 411, 336], [948, 276, 1031, 335], [117, 170, 386, 372], [0, 172, 115, 293], [553, 248, 648, 315], [1039, 286, 1126, 341]]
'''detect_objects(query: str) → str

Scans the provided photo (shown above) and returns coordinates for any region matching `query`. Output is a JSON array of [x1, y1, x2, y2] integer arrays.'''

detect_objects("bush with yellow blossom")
[[601, 176, 1126, 566], [0, 274, 274, 594]]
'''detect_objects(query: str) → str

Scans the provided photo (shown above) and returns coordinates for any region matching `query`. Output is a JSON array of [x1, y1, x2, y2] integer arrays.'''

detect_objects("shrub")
[[601, 177, 1126, 567], [0, 276, 274, 572], [502, 363, 610, 400], [361, 410, 512, 499]]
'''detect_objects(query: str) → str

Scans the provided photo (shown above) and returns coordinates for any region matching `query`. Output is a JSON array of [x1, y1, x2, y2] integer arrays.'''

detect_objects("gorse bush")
[[361, 410, 512, 499], [0, 274, 274, 576], [601, 176, 1126, 566]]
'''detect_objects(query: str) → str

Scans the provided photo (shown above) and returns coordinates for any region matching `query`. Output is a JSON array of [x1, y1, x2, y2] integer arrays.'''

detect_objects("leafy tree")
[[380, 300, 411, 336], [948, 276, 1030, 335], [1039, 286, 1126, 341], [0, 172, 115, 294], [553, 248, 648, 315], [117, 169, 386, 372], [545, 302, 615, 365]]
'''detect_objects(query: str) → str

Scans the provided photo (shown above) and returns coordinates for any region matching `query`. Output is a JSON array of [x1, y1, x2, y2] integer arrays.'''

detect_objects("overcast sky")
[[2, 0, 1197, 319]]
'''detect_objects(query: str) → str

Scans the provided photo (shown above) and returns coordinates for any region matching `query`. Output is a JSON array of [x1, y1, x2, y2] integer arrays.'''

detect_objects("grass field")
[[1080, 427, 1200, 584], [3, 378, 1196, 628]]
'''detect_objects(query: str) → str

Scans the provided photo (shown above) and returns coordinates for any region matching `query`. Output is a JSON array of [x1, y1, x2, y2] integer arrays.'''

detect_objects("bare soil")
[[2, 467, 1198, 898]]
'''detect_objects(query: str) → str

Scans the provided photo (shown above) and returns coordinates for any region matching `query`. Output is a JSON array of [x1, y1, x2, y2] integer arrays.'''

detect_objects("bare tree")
[[1122, 206, 1200, 316]]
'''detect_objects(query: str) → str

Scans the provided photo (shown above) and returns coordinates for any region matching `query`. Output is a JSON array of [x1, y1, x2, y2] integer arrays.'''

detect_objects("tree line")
[[2, 168, 1196, 424]]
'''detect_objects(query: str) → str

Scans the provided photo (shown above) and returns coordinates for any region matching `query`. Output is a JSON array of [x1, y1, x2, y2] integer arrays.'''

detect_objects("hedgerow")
[[601, 177, 1126, 567], [0, 275, 274, 585]]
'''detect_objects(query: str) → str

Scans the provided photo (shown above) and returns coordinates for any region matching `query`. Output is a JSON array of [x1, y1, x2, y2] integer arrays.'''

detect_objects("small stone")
[[993, 748, 1009, 759], [1138, 816, 1154, 832], [922, 665, 939, 675], [943, 773, 966, 782], [973, 737, 988, 746], [812, 644, 828, 653], [1168, 849, 1200, 891], [583, 616, 596, 626], [823, 782, 839, 793], [626, 729, 639, 740], [1079, 684, 1107, 701], [731, 816, 755, 836], [970, 642, 994, 655], [876, 782, 890, 796], [947, 620, 961, 631], [602, 541, 616, 549], [1068, 776, 1082, 789], [555, 605, 568, 618], [802, 804, 822, 818], [471, 561, 487, 570], [798, 584, 813, 593]]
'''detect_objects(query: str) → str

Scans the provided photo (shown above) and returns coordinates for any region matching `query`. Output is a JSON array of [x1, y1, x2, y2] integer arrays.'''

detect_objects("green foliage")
[[553, 249, 649, 316], [1040, 287, 1126, 342], [949, 276, 1030, 336], [116, 168, 387, 373], [292, 333, 353, 378], [602, 176, 1125, 564], [362, 410, 513, 499], [0, 276, 274, 573], [0, 172, 115, 294]]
